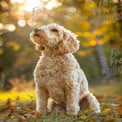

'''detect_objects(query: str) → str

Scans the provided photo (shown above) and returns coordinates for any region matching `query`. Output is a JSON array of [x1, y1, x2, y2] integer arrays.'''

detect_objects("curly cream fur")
[[30, 23, 101, 116]]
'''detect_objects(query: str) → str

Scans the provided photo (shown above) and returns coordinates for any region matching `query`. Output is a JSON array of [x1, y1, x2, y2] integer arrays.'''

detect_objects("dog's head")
[[30, 23, 79, 54]]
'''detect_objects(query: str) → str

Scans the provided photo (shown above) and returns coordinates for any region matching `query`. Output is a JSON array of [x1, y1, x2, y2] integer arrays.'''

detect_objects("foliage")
[[0, 82, 122, 121], [0, 94, 122, 122]]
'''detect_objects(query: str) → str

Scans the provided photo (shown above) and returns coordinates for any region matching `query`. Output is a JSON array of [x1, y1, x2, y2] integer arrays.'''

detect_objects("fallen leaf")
[[23, 113, 32, 119], [80, 115, 87, 120], [102, 108, 111, 115], [9, 105, 16, 111], [34, 111, 41, 118], [17, 115, 27, 122], [116, 105, 122, 115]]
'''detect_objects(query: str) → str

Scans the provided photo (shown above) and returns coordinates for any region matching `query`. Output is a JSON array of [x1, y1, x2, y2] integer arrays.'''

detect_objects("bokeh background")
[[0, 0, 122, 99]]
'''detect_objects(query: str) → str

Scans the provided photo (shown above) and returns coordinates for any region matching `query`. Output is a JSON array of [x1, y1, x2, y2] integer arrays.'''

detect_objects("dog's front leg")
[[65, 83, 80, 116], [35, 84, 48, 115]]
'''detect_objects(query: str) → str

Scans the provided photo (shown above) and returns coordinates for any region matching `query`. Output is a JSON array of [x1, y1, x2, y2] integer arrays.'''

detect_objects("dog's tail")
[[79, 93, 101, 113]]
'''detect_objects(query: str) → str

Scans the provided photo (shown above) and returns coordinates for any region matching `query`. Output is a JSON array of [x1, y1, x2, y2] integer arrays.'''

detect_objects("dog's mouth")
[[34, 33, 40, 37]]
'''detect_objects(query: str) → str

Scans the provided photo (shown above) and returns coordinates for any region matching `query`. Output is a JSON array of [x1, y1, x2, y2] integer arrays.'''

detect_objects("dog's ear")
[[58, 32, 79, 54], [36, 45, 45, 51]]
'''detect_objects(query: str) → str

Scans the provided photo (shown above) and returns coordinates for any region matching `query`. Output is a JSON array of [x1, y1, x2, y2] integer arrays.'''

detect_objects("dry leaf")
[[34, 111, 42, 118], [23, 113, 32, 119], [17, 115, 27, 122], [116, 105, 122, 115], [9, 105, 16, 111], [6, 98, 11, 106]]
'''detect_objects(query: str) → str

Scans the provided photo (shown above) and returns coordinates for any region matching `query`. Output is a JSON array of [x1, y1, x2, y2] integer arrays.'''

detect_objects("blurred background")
[[0, 0, 122, 99]]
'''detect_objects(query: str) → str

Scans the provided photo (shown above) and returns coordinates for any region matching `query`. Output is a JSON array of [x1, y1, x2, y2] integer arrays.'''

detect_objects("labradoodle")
[[30, 23, 101, 116]]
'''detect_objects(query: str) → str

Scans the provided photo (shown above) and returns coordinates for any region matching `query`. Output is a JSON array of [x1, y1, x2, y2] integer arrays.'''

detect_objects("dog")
[[30, 23, 101, 116]]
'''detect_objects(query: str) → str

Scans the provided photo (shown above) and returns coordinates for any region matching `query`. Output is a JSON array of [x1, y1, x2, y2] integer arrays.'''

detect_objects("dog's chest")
[[35, 56, 66, 103], [34, 56, 65, 83], [38, 56, 64, 75], [34, 55, 79, 84]]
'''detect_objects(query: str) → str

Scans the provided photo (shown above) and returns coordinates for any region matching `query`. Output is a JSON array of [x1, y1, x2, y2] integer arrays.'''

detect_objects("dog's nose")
[[34, 28, 39, 33]]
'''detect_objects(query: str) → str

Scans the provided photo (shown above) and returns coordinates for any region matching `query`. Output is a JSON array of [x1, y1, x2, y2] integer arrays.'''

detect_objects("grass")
[[0, 81, 121, 101], [90, 81, 122, 96], [0, 81, 122, 122]]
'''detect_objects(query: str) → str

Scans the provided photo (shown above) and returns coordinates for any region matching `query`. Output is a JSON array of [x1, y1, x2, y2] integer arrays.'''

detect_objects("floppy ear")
[[35, 45, 45, 52], [58, 32, 79, 54]]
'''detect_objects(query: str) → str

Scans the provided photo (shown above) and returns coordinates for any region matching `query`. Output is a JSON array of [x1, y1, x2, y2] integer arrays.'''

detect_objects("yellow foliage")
[[75, 32, 82, 36], [90, 40, 96, 46], [94, 30, 103, 36], [0, 90, 35, 101], [82, 32, 91, 38], [83, 3, 96, 9], [82, 42, 90, 47], [13, 44, 20, 51], [6, 41, 20, 51], [0, 49, 4, 55], [98, 40, 104, 45], [98, 36, 109, 45], [81, 22, 91, 30], [77, 49, 92, 57]]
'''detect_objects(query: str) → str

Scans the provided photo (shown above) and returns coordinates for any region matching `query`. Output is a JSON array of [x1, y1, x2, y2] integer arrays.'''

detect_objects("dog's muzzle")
[[34, 28, 40, 33]]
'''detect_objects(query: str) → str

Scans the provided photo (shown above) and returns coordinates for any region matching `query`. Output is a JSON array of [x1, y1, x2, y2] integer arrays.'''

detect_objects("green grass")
[[90, 81, 122, 96], [0, 82, 122, 122]]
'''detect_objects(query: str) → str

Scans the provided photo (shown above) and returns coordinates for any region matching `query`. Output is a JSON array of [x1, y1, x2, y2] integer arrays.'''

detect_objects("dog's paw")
[[36, 108, 47, 116], [66, 109, 78, 117]]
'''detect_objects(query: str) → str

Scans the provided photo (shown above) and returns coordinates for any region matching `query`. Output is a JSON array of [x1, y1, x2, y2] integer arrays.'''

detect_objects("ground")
[[0, 82, 122, 122]]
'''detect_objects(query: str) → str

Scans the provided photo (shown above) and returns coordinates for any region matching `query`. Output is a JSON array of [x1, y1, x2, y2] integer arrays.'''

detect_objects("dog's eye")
[[50, 29, 58, 32]]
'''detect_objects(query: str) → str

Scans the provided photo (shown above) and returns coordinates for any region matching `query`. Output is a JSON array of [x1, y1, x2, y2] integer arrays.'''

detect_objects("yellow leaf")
[[24, 107, 30, 112], [80, 115, 87, 120], [102, 108, 111, 115]]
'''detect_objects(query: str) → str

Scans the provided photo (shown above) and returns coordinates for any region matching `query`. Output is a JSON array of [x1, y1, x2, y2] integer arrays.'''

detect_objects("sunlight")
[[24, 0, 42, 12], [45, 0, 62, 10], [11, 0, 24, 3], [10, 0, 62, 13], [18, 19, 26, 27], [112, 0, 122, 3], [0, 23, 3, 30], [5, 24, 16, 32]]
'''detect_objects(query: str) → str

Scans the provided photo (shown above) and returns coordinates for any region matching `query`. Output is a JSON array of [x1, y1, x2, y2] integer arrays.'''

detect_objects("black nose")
[[34, 28, 39, 33]]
